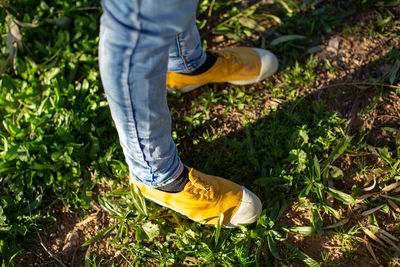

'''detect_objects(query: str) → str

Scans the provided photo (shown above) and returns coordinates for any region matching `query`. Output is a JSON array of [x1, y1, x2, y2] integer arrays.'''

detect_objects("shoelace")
[[188, 172, 215, 200]]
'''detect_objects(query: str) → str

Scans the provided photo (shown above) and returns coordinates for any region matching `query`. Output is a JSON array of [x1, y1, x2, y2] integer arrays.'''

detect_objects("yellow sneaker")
[[167, 47, 278, 93], [130, 167, 262, 227]]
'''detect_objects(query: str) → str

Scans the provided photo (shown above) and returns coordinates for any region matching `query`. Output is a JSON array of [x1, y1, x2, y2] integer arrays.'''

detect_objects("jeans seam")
[[126, 52, 150, 170], [177, 32, 192, 73], [123, 5, 152, 176]]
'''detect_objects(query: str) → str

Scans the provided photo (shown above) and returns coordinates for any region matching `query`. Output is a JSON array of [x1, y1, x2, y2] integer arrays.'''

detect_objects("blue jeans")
[[99, 0, 206, 187]]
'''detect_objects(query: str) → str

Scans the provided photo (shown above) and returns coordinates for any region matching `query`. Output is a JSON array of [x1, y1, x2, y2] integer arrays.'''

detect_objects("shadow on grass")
[[167, 33, 399, 265]]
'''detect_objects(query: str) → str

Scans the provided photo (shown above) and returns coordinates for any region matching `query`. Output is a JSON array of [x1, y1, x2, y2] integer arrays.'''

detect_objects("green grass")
[[1, 0, 400, 266]]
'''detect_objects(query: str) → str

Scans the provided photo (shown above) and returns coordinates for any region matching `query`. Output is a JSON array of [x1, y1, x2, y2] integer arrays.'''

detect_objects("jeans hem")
[[130, 162, 184, 188]]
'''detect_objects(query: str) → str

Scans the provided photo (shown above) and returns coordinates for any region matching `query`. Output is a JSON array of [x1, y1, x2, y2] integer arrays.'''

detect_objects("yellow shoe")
[[130, 167, 262, 227], [167, 47, 278, 93]]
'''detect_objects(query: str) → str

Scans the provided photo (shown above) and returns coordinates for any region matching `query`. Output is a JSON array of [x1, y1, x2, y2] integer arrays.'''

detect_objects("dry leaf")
[[323, 218, 349, 230], [76, 213, 97, 227], [13, 17, 40, 28], [238, 17, 266, 32], [370, 226, 399, 242], [382, 182, 400, 192], [363, 176, 376, 191], [387, 199, 400, 213], [381, 195, 400, 201], [361, 204, 386, 216], [365, 241, 382, 266], [356, 193, 373, 203], [62, 231, 79, 252], [365, 240, 380, 266], [6, 32, 16, 71], [375, 232, 400, 253], [9, 19, 23, 51], [363, 228, 388, 248]]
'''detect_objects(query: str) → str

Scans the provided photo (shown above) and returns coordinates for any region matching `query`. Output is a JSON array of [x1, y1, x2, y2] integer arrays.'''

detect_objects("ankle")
[[182, 52, 216, 76], [155, 166, 189, 193]]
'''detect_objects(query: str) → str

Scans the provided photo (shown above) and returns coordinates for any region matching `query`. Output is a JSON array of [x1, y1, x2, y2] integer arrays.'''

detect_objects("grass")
[[1, 0, 400, 266]]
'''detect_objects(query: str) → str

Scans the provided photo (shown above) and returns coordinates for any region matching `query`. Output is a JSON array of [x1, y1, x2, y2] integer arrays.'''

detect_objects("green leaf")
[[31, 163, 57, 171], [270, 199, 288, 222], [142, 221, 160, 241], [328, 165, 344, 180], [275, 0, 294, 15], [0, 206, 6, 224], [299, 184, 312, 199], [252, 14, 282, 24], [113, 221, 124, 242], [258, 211, 275, 229], [44, 68, 61, 85], [238, 17, 266, 32], [323, 204, 341, 220], [215, 212, 224, 247], [84, 245, 91, 267], [271, 35, 306, 45], [369, 213, 379, 227], [313, 155, 321, 181], [388, 60, 400, 84], [325, 187, 355, 205], [322, 136, 351, 173], [298, 129, 309, 144], [0, 226, 12, 232], [283, 226, 316, 235], [81, 181, 92, 210], [375, 147, 394, 165], [3, 120, 20, 136], [135, 225, 148, 243], [267, 232, 281, 260], [0, 162, 17, 176], [375, 0, 400, 7], [130, 184, 148, 216], [82, 224, 116, 247], [283, 241, 320, 267], [287, 149, 307, 172], [98, 197, 122, 217], [316, 185, 323, 202], [269, 201, 281, 222], [311, 208, 323, 234], [306, 45, 325, 54], [22, 195, 43, 215]]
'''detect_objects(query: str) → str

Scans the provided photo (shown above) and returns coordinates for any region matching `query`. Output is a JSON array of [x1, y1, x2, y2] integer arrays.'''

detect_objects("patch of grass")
[[0, 0, 126, 264], [1, 0, 400, 266]]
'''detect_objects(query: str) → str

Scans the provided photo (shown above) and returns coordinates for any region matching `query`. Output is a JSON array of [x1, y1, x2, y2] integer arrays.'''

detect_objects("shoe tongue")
[[188, 168, 200, 184], [188, 169, 208, 190], [187, 168, 216, 199]]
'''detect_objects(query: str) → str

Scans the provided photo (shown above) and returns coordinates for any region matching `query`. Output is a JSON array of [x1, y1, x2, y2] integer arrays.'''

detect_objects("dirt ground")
[[20, 5, 400, 267]]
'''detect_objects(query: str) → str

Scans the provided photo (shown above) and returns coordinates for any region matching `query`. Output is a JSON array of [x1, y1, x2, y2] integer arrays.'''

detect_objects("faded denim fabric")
[[99, 0, 204, 186]]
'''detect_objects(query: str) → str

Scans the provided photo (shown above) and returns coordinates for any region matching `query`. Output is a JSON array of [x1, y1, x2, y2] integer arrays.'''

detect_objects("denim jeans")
[[99, 0, 205, 187]]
